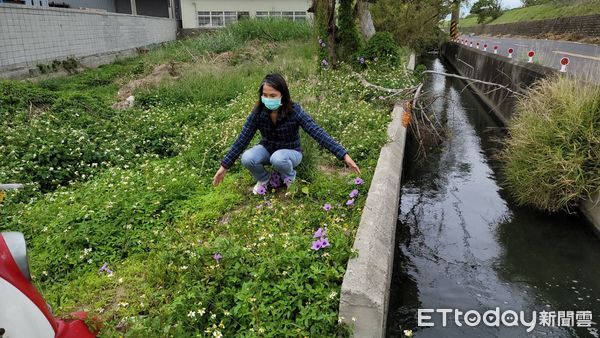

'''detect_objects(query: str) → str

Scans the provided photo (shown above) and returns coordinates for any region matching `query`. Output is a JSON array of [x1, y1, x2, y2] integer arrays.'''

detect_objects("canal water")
[[386, 57, 600, 338]]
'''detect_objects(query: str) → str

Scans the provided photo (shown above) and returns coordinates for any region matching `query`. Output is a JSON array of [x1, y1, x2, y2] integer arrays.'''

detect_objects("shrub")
[[501, 76, 600, 212], [357, 32, 401, 65]]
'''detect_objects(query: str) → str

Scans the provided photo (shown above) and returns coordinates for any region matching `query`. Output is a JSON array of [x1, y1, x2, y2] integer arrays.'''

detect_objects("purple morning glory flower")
[[354, 177, 364, 185], [320, 238, 330, 248], [270, 179, 280, 189], [346, 198, 355, 206], [213, 252, 222, 263], [359, 56, 365, 64], [313, 227, 326, 238], [256, 185, 267, 195], [283, 177, 293, 188], [323, 203, 331, 211], [311, 240, 322, 251], [321, 59, 329, 67], [349, 189, 359, 198], [99, 262, 113, 275], [320, 42, 326, 47]]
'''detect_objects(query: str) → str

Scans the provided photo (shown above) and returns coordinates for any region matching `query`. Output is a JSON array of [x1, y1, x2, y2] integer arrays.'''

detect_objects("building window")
[[198, 11, 250, 27], [255, 10, 308, 21], [256, 11, 269, 20], [283, 11, 294, 21], [198, 11, 211, 26], [294, 11, 307, 21], [211, 11, 224, 26], [224, 11, 237, 25], [238, 12, 250, 21]]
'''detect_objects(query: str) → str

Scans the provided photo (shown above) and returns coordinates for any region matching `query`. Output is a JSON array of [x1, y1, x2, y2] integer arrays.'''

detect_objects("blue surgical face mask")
[[261, 96, 282, 110]]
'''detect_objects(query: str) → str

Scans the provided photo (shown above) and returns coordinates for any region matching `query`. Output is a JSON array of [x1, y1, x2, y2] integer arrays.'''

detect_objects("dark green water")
[[386, 57, 600, 338]]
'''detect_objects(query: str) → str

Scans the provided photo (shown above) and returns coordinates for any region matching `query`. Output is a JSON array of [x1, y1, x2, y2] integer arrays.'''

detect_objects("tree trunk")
[[326, 0, 338, 68], [356, 0, 376, 39]]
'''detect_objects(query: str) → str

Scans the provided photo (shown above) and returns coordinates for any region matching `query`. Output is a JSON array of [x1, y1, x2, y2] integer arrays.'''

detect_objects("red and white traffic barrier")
[[476, 42, 480, 49], [508, 48, 514, 59], [560, 57, 569, 72], [528, 51, 535, 63], [483, 44, 488, 52], [470, 41, 473, 47], [493, 46, 498, 54]]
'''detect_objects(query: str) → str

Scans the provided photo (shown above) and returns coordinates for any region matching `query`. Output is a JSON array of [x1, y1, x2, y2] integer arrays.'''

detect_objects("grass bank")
[[459, 1, 600, 28], [0, 19, 418, 336]]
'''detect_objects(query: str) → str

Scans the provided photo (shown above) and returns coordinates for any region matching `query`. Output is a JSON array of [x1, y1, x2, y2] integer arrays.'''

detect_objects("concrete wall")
[[180, 0, 312, 29], [440, 41, 557, 124], [461, 14, 600, 40], [581, 193, 600, 237], [0, 3, 177, 78], [339, 102, 409, 338]]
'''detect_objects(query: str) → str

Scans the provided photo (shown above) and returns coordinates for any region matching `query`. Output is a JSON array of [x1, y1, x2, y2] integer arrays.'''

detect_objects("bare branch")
[[422, 70, 525, 97]]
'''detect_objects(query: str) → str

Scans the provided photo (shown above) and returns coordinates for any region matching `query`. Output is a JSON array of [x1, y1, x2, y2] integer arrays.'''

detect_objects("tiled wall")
[[0, 3, 177, 75]]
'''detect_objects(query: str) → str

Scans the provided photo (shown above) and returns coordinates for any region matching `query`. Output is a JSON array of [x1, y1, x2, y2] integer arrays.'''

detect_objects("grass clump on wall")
[[501, 75, 600, 212]]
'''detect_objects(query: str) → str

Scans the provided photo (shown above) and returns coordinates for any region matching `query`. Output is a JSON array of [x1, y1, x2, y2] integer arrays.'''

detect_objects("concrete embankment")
[[440, 41, 600, 236], [440, 41, 556, 124], [338, 101, 409, 337]]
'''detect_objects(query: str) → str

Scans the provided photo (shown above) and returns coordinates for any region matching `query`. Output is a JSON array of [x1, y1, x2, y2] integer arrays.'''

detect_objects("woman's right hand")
[[212, 165, 228, 187]]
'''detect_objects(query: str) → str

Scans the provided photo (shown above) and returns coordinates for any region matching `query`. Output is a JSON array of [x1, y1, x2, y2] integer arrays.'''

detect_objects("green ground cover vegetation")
[[0, 19, 418, 336]]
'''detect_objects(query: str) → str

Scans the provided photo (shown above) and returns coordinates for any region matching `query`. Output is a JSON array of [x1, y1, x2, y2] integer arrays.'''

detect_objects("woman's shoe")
[[252, 180, 269, 195]]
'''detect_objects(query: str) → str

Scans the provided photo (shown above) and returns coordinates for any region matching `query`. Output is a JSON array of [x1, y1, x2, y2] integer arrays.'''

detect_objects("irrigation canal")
[[386, 56, 600, 338]]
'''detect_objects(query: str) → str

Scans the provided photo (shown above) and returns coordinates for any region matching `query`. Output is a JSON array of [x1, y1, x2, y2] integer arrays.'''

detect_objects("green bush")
[[357, 32, 401, 65], [501, 76, 600, 212]]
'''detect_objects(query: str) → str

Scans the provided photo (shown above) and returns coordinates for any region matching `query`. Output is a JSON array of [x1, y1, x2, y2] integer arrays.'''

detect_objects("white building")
[[181, 0, 312, 29]]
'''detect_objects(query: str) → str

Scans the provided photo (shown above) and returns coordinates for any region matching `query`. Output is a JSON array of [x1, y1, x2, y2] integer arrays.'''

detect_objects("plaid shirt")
[[220, 102, 347, 169]]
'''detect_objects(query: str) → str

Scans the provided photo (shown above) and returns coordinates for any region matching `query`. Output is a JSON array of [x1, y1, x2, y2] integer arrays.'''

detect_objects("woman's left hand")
[[343, 154, 361, 175]]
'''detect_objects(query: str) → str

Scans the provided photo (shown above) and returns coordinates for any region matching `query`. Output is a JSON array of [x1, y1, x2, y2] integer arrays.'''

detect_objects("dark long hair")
[[252, 73, 294, 117]]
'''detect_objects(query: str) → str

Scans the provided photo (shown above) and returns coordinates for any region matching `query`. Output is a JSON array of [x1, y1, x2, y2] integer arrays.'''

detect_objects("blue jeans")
[[240, 144, 303, 183]]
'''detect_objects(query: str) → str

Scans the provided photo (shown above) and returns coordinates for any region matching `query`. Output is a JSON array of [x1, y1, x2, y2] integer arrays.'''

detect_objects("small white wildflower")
[[187, 310, 196, 318]]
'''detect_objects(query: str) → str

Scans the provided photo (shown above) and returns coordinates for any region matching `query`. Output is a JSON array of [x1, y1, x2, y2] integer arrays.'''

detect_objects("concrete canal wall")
[[440, 41, 557, 124], [338, 101, 409, 337]]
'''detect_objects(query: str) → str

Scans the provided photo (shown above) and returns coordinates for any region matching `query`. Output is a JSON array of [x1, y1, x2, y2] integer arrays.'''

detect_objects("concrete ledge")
[[581, 192, 600, 237], [338, 102, 408, 337]]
